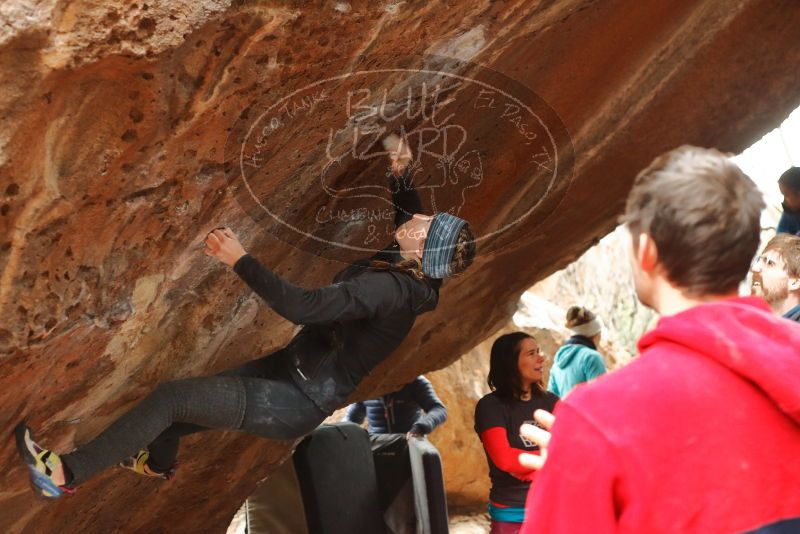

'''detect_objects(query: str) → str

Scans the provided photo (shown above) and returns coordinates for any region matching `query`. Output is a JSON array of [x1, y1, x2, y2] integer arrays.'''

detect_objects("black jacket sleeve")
[[409, 376, 448, 435], [233, 254, 408, 325], [391, 166, 423, 228]]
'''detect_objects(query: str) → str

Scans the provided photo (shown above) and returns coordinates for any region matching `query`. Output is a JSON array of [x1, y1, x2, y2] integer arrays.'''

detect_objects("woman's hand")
[[518, 409, 556, 470], [204, 227, 247, 267], [389, 135, 413, 176]]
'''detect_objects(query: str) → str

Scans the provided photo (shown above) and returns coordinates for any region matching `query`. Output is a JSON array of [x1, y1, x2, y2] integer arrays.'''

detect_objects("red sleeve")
[[479, 427, 540, 482], [520, 403, 622, 534]]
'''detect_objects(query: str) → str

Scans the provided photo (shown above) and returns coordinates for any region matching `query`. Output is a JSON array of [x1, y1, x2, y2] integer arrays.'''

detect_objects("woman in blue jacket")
[[547, 306, 607, 398]]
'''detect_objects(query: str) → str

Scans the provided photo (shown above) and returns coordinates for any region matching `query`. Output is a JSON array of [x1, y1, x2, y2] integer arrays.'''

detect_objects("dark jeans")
[[62, 351, 326, 485]]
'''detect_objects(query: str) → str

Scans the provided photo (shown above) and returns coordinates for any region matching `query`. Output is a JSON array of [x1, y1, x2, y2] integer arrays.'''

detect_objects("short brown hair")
[[763, 233, 800, 278], [623, 146, 764, 296]]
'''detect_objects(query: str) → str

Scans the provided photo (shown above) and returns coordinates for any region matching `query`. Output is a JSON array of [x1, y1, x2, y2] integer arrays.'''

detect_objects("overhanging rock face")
[[1, 1, 799, 532]]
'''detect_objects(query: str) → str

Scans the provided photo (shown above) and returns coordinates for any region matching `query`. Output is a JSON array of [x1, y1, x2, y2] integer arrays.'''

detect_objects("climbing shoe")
[[14, 422, 74, 499], [119, 450, 176, 480]]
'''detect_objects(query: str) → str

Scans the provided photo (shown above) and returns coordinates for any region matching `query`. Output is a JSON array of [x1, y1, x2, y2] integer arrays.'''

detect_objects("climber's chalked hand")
[[204, 227, 247, 267]]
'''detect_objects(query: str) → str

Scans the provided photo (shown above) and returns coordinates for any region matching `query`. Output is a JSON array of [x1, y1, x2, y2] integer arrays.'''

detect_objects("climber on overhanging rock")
[[15, 133, 477, 499]]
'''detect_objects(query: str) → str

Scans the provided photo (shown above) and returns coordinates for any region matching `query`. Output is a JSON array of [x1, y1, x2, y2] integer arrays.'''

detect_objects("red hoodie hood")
[[638, 296, 800, 424]]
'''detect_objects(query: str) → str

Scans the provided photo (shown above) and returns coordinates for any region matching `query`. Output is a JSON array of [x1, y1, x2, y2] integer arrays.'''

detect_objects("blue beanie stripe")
[[422, 212, 467, 279]]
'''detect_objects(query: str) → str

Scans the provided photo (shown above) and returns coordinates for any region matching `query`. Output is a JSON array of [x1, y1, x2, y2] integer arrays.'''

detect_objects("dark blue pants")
[[62, 352, 325, 485]]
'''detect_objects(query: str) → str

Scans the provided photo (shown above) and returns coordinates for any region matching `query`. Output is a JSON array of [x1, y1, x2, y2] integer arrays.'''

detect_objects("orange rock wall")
[[1, 1, 799, 532]]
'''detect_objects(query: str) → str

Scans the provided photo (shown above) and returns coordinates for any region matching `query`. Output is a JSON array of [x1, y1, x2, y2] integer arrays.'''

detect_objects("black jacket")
[[232, 169, 439, 413], [344, 376, 447, 435]]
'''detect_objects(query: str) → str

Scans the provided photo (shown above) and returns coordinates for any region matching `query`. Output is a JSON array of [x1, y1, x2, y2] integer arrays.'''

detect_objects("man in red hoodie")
[[520, 146, 800, 533]]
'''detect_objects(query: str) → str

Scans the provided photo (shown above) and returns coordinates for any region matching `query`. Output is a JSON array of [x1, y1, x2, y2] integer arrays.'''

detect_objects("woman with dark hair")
[[16, 135, 477, 498], [474, 332, 559, 534]]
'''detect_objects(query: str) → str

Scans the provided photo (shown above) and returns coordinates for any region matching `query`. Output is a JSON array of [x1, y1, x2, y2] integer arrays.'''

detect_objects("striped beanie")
[[421, 212, 468, 279]]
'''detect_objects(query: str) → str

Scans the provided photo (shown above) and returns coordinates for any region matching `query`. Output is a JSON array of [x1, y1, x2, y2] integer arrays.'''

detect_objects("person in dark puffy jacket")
[[344, 375, 447, 439], [16, 134, 476, 499]]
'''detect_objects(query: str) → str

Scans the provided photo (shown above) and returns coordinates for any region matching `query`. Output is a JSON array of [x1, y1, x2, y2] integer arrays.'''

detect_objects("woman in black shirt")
[[475, 332, 559, 534]]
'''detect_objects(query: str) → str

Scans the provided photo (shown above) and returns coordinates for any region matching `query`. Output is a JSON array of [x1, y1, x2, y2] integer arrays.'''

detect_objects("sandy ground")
[[449, 512, 492, 533], [228, 507, 491, 533]]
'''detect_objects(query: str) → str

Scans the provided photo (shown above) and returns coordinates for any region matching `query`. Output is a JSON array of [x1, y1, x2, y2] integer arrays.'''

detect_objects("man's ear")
[[788, 277, 800, 292], [637, 233, 659, 274]]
